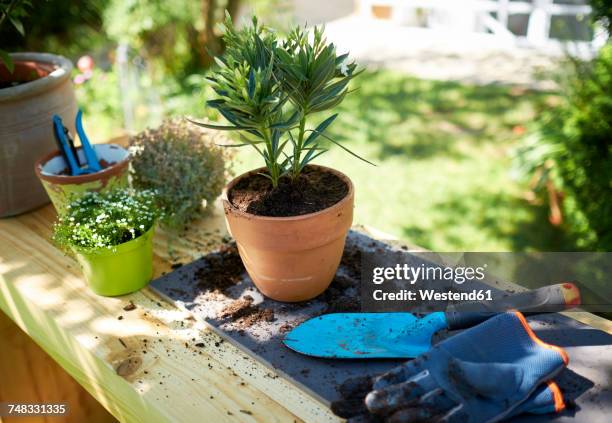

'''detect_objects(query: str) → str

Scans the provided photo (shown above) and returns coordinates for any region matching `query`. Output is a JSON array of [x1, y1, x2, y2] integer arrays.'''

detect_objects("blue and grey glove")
[[512, 380, 566, 416], [363, 311, 568, 423], [332, 376, 566, 423]]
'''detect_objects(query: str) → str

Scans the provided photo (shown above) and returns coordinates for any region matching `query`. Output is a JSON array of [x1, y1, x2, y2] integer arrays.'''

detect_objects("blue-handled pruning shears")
[[52, 109, 101, 175]]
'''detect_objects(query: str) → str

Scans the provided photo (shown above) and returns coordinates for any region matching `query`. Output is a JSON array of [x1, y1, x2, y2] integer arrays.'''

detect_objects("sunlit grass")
[[234, 70, 569, 251], [80, 68, 570, 251]]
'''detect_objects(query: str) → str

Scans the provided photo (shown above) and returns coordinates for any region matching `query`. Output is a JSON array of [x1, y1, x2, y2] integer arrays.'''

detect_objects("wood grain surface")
[[0, 200, 337, 423], [0, 311, 116, 423]]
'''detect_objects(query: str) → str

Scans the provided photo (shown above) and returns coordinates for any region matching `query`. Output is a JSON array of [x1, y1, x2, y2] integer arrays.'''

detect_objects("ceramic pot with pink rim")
[[34, 144, 130, 214]]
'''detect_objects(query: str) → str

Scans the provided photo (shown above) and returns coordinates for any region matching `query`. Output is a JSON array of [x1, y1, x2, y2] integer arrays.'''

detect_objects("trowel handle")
[[444, 283, 581, 330]]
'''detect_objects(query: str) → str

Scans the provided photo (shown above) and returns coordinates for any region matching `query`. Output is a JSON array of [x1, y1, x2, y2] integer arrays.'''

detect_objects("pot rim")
[[222, 164, 354, 222], [72, 225, 155, 257], [0, 53, 73, 102], [34, 144, 130, 185]]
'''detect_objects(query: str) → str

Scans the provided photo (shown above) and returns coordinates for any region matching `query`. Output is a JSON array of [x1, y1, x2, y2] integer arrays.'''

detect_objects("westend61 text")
[[372, 289, 494, 302]]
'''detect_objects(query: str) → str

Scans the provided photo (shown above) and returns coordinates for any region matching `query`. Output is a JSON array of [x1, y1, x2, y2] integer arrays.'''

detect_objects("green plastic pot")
[[73, 226, 155, 296]]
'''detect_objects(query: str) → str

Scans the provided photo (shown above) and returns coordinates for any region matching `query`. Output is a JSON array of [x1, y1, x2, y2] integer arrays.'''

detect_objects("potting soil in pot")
[[150, 230, 612, 421], [229, 165, 349, 216]]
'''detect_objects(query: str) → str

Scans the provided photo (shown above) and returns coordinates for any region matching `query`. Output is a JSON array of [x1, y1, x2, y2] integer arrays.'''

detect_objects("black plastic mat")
[[150, 230, 612, 421]]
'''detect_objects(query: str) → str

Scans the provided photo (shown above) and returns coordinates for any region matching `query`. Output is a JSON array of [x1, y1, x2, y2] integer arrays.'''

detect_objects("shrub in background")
[[129, 118, 232, 229], [104, 0, 290, 75], [515, 44, 612, 250], [0, 0, 109, 63]]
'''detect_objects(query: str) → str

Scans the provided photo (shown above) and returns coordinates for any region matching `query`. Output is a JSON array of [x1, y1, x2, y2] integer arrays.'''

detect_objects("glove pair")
[[332, 312, 569, 423]]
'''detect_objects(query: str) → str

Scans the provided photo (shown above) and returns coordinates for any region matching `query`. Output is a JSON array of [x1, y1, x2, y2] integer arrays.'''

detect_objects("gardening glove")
[[350, 311, 568, 423], [364, 311, 569, 422], [332, 377, 567, 423], [511, 380, 566, 416], [332, 376, 566, 423]]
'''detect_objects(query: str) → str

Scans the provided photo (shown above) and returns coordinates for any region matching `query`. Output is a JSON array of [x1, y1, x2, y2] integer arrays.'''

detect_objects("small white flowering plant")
[[53, 189, 161, 252]]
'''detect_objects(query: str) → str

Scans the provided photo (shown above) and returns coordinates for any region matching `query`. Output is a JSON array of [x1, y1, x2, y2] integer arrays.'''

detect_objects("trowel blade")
[[282, 312, 449, 359]]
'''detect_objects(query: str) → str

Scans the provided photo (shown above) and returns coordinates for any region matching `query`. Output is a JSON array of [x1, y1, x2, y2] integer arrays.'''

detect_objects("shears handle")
[[75, 109, 101, 173], [53, 115, 82, 175]]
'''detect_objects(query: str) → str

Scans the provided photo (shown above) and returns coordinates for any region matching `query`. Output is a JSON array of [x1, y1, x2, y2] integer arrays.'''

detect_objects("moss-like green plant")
[[129, 118, 231, 229], [53, 188, 160, 252], [191, 15, 373, 188]]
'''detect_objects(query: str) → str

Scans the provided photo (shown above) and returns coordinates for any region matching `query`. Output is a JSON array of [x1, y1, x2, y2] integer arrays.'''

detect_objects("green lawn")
[[81, 68, 570, 252], [232, 70, 569, 251]]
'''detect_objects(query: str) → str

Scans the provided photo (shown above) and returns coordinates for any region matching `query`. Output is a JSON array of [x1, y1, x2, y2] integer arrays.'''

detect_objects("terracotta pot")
[[222, 165, 354, 302], [34, 144, 130, 215], [0, 53, 77, 217]]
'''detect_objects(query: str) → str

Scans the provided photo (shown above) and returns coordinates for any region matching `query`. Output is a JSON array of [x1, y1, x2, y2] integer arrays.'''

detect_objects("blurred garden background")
[[2, 0, 610, 252]]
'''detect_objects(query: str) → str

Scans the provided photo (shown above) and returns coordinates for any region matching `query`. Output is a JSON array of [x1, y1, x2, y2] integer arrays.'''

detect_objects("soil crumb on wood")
[[219, 295, 276, 328], [229, 165, 349, 217], [194, 243, 245, 295], [123, 301, 136, 311]]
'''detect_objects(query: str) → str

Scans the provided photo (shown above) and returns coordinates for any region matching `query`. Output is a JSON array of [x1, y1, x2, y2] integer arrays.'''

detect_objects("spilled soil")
[[189, 239, 362, 328], [219, 295, 276, 329], [229, 165, 349, 217], [194, 243, 245, 295]]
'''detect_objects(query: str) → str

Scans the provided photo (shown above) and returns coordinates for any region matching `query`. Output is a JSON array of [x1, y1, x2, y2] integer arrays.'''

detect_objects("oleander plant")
[[191, 14, 372, 188], [189, 15, 373, 302]]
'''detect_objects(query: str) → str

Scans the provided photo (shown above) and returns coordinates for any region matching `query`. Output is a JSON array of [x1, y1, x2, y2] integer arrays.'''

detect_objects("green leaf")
[[214, 56, 227, 68], [247, 69, 256, 99], [203, 16, 368, 183], [270, 111, 300, 129], [304, 114, 338, 146], [215, 139, 263, 148], [0, 50, 14, 73], [315, 131, 377, 166], [300, 147, 328, 169], [309, 89, 348, 113], [9, 17, 24, 36], [335, 53, 349, 65], [187, 118, 250, 131], [257, 172, 274, 182], [274, 138, 291, 160]]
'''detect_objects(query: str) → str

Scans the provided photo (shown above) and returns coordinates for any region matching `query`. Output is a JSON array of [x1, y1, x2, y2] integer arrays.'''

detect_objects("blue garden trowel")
[[52, 109, 101, 176], [283, 283, 580, 359]]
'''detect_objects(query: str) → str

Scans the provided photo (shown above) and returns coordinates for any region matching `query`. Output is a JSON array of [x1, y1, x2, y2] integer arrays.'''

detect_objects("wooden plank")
[[0, 311, 116, 423], [0, 203, 333, 422]]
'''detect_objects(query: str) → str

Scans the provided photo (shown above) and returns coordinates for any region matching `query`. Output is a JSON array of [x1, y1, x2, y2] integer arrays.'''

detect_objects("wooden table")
[[0, 199, 342, 423], [2, 199, 611, 423]]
